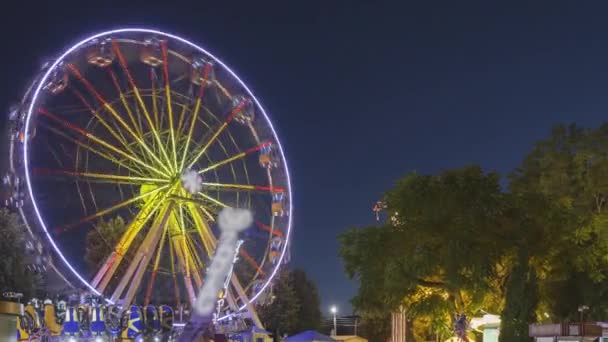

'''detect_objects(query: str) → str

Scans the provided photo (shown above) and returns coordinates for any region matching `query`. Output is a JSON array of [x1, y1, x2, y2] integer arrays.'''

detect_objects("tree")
[[258, 271, 300, 339], [499, 249, 539, 342], [495, 191, 576, 339], [85, 216, 127, 272], [85, 215, 143, 292], [340, 166, 509, 339], [257, 269, 322, 338], [340, 122, 608, 340], [290, 269, 322, 332], [510, 123, 608, 320], [0, 208, 38, 297], [357, 313, 392, 342]]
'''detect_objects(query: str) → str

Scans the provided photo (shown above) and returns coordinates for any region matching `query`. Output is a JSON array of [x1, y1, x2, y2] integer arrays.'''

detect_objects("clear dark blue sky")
[[3, 1, 608, 315]]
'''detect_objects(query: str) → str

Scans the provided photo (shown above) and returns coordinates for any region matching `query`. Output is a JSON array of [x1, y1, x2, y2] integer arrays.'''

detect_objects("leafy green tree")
[[510, 123, 608, 319], [257, 269, 322, 338], [499, 249, 539, 342], [495, 191, 574, 339], [85, 216, 127, 272], [340, 166, 509, 338], [291, 269, 322, 332], [340, 123, 608, 341], [0, 208, 38, 297], [258, 271, 300, 339], [357, 313, 392, 342], [85, 216, 143, 293]]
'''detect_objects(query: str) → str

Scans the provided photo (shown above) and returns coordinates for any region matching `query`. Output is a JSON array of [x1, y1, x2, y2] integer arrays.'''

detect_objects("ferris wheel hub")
[[180, 169, 203, 195]]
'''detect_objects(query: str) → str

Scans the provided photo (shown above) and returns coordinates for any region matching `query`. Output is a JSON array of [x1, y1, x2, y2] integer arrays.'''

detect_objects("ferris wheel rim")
[[22, 27, 294, 310]]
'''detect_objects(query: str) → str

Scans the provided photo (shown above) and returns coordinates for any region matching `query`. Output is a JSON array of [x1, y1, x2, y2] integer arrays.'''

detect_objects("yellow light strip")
[[202, 182, 255, 191], [68, 64, 171, 175], [58, 184, 169, 233], [40, 109, 169, 178], [36, 169, 168, 184], [107, 69, 144, 139], [179, 63, 211, 171], [198, 151, 247, 174], [197, 192, 229, 208], [95, 186, 173, 291], [187, 122, 229, 169], [44, 125, 147, 178], [112, 40, 174, 171]]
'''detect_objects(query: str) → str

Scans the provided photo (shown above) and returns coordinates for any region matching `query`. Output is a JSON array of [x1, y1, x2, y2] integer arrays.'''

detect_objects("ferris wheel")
[[7, 28, 293, 323]]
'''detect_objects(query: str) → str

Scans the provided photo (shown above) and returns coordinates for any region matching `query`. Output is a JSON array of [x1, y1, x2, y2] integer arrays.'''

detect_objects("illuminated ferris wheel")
[[7, 28, 293, 322]]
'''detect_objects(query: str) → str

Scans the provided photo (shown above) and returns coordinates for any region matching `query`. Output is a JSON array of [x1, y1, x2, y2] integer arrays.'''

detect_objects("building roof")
[[332, 336, 368, 342]]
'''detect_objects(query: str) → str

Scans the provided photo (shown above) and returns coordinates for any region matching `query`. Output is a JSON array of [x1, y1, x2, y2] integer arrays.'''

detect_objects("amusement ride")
[[4, 28, 293, 341]]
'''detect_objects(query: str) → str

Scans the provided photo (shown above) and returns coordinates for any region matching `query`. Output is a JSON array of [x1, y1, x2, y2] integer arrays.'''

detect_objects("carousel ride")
[[5, 28, 293, 340]]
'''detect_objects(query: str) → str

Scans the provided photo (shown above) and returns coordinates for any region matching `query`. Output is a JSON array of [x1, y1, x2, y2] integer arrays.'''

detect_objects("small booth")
[[470, 314, 501, 342], [0, 300, 23, 342], [529, 322, 603, 341]]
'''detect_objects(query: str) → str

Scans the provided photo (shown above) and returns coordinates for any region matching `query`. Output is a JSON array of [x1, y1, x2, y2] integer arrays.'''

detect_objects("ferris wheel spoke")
[[230, 273, 264, 327], [213, 80, 232, 99], [112, 40, 174, 172], [196, 192, 229, 209], [70, 87, 133, 152], [170, 233, 196, 304], [66, 64, 171, 175], [54, 183, 170, 234], [255, 221, 282, 237], [102, 199, 170, 293], [175, 102, 188, 141], [168, 236, 182, 307], [161, 41, 178, 171], [239, 249, 265, 276], [42, 123, 148, 178], [185, 234, 205, 279], [197, 141, 271, 174], [179, 62, 212, 171], [106, 68, 145, 139], [150, 69, 160, 131], [39, 108, 170, 178], [186, 98, 249, 169], [180, 225, 205, 289], [185, 202, 217, 258], [202, 182, 285, 194], [32, 168, 169, 185], [112, 202, 174, 305], [144, 226, 168, 306], [176, 206, 191, 281]]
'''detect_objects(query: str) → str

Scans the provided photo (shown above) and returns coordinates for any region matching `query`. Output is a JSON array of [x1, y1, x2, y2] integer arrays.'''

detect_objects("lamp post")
[[330, 306, 337, 336], [578, 305, 589, 322]]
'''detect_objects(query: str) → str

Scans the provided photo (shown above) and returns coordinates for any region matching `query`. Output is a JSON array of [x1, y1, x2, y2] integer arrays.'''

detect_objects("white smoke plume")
[[193, 207, 252, 316]]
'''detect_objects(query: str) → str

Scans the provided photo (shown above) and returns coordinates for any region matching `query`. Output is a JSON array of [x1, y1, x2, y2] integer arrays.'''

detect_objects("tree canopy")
[[0, 208, 39, 297], [258, 270, 300, 339], [258, 268, 322, 339], [339, 123, 608, 340], [85, 215, 144, 294], [340, 167, 508, 340]]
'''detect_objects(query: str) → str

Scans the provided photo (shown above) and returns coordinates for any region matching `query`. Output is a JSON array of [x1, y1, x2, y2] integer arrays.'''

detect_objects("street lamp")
[[578, 305, 589, 322], [330, 306, 338, 336]]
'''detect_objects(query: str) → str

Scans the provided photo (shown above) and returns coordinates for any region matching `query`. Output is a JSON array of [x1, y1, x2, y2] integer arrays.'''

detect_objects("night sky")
[[3, 1, 608, 316]]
